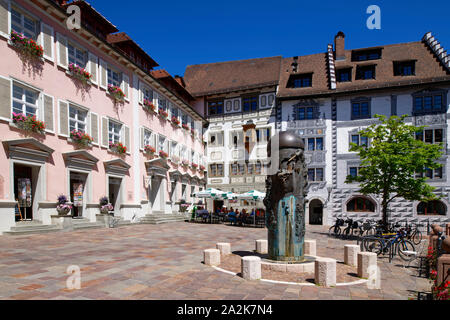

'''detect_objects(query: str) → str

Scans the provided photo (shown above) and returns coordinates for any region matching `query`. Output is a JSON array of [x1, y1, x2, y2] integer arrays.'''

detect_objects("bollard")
[[216, 243, 231, 256], [344, 245, 360, 267], [304, 240, 317, 256], [315, 258, 337, 287], [203, 249, 221, 267], [255, 240, 268, 255], [241, 256, 262, 280], [357, 252, 377, 279]]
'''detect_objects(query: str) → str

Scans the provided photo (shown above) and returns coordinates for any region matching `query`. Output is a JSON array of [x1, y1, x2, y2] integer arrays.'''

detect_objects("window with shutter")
[[40, 23, 54, 62], [11, 6, 37, 40], [88, 53, 98, 84], [56, 32, 68, 69], [43, 94, 54, 133], [68, 42, 86, 68], [90, 112, 99, 145], [12, 83, 39, 118], [58, 100, 69, 137]]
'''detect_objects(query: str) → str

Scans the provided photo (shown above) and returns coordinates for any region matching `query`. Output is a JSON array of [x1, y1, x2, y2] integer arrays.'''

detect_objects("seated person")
[[227, 210, 237, 224]]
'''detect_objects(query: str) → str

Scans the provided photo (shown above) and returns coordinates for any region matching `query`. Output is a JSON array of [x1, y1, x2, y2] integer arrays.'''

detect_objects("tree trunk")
[[382, 203, 389, 233]]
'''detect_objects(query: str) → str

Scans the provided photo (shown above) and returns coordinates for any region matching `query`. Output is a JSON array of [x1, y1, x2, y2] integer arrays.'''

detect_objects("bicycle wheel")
[[412, 230, 422, 245], [365, 238, 383, 255], [397, 240, 416, 261], [328, 226, 335, 237]]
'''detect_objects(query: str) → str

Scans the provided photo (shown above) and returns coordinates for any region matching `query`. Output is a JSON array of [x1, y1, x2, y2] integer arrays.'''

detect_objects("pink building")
[[0, 0, 206, 234]]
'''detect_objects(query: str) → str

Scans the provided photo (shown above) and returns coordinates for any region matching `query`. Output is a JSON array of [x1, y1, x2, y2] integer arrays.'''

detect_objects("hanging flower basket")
[[171, 116, 180, 126], [158, 108, 169, 119], [143, 99, 156, 113], [12, 113, 46, 134], [70, 130, 93, 147], [108, 85, 125, 102], [109, 142, 127, 155], [144, 145, 156, 155], [159, 150, 169, 159], [10, 31, 43, 58], [68, 63, 92, 84]]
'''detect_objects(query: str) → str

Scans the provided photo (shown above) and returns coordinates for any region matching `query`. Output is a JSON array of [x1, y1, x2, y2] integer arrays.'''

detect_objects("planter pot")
[[57, 208, 72, 216]]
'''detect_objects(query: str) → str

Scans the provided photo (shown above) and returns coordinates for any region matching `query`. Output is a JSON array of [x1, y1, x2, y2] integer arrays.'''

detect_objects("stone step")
[[73, 222, 105, 230], [11, 224, 60, 232], [5, 225, 62, 236]]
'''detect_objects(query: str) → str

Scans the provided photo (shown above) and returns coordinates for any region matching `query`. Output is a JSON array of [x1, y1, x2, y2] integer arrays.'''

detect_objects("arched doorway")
[[309, 199, 324, 225]]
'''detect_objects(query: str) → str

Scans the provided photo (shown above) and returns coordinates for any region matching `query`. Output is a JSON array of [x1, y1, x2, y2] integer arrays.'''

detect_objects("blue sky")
[[90, 0, 450, 77]]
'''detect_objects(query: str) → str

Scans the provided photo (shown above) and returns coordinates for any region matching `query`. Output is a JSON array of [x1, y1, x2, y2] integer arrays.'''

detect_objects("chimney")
[[334, 31, 346, 61]]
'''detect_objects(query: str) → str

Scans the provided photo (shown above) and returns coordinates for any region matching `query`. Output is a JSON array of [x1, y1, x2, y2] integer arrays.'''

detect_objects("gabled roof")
[[184, 56, 282, 97], [278, 35, 450, 99]]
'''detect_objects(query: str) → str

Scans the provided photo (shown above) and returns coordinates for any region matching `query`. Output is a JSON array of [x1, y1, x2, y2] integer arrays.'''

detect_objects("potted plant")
[[143, 99, 156, 113], [191, 163, 198, 171], [10, 30, 43, 58], [68, 63, 92, 84], [99, 196, 113, 214], [12, 113, 46, 134], [181, 159, 189, 168], [158, 108, 168, 119], [108, 84, 125, 102], [56, 195, 72, 216], [144, 145, 156, 155], [109, 142, 127, 155], [159, 150, 169, 159], [70, 130, 93, 147], [171, 116, 180, 126]]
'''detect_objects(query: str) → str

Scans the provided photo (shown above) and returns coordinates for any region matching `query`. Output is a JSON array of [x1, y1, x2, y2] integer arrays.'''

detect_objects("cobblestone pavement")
[[0, 223, 431, 300]]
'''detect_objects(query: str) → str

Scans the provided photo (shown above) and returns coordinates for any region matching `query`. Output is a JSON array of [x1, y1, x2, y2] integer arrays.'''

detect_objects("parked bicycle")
[[328, 218, 345, 237], [342, 218, 362, 238], [362, 228, 416, 261], [405, 223, 423, 246]]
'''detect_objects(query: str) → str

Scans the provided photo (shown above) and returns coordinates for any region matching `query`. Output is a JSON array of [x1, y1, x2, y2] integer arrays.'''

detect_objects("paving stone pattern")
[[0, 223, 430, 300]]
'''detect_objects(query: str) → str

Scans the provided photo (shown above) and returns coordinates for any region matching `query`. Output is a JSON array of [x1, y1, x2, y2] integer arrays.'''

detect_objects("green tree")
[[346, 115, 443, 230]]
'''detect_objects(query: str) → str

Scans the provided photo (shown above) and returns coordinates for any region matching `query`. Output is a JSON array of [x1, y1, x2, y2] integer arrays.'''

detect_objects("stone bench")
[[203, 249, 221, 267], [255, 240, 268, 254], [357, 252, 377, 279], [241, 256, 261, 280], [315, 258, 336, 287], [344, 245, 360, 267]]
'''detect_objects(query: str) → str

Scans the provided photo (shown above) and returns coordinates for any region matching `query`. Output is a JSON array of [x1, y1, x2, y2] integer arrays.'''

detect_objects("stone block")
[[315, 258, 336, 287], [255, 240, 268, 254], [357, 252, 377, 279], [216, 243, 231, 256], [241, 256, 261, 280], [203, 249, 220, 267], [344, 245, 360, 267], [304, 240, 317, 256], [437, 254, 450, 286]]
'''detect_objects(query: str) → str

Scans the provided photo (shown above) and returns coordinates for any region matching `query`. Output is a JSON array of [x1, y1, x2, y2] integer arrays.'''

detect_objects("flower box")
[[181, 159, 189, 167], [143, 99, 156, 113], [158, 108, 169, 119], [171, 116, 180, 126], [10, 31, 43, 58], [70, 130, 93, 147], [12, 113, 46, 134], [108, 85, 125, 102], [191, 163, 198, 170], [182, 124, 189, 131], [144, 145, 156, 155], [159, 150, 169, 159], [200, 165, 206, 172], [109, 142, 127, 155], [68, 63, 92, 84]]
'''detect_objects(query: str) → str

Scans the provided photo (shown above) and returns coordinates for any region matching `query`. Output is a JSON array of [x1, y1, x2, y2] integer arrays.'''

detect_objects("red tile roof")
[[184, 56, 282, 97]]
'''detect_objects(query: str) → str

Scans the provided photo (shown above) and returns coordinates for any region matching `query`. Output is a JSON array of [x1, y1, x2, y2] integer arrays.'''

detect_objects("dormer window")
[[351, 49, 382, 62], [287, 73, 312, 88], [337, 68, 352, 82], [356, 65, 376, 80], [394, 61, 416, 76]]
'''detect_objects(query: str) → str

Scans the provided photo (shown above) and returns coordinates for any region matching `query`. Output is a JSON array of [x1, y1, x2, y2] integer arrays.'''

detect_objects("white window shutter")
[[88, 52, 98, 85], [123, 125, 130, 154], [56, 32, 68, 69], [99, 59, 108, 89], [101, 116, 109, 148], [39, 23, 54, 62], [58, 100, 69, 137], [139, 81, 144, 104], [89, 112, 99, 146], [153, 92, 158, 108], [0, 76, 11, 121], [122, 74, 130, 101], [139, 127, 144, 151], [0, 0, 10, 39], [42, 94, 54, 133]]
